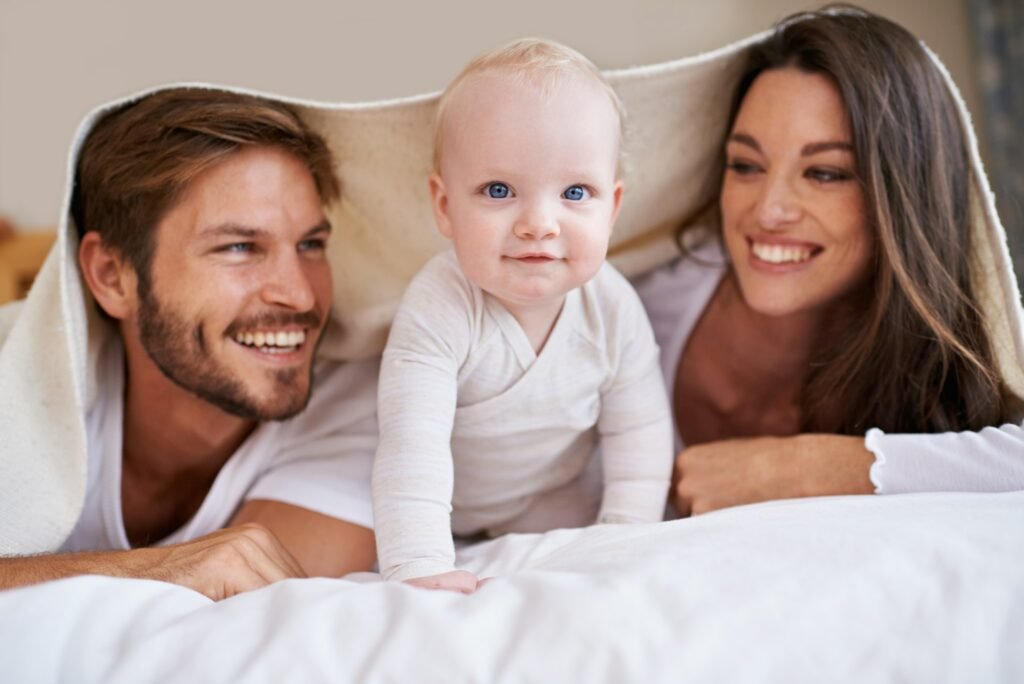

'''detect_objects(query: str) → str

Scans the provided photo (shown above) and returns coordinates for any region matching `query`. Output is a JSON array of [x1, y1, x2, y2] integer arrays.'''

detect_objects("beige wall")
[[0, 0, 981, 229]]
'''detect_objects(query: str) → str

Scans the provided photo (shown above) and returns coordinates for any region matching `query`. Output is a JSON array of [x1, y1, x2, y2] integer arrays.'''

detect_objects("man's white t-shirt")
[[60, 335, 378, 552]]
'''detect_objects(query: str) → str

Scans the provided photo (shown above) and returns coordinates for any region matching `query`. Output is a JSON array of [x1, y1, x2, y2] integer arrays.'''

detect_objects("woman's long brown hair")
[[724, 6, 1008, 433]]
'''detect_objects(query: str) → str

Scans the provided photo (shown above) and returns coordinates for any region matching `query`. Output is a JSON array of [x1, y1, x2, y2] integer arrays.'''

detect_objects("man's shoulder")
[[273, 357, 380, 438], [308, 356, 379, 408]]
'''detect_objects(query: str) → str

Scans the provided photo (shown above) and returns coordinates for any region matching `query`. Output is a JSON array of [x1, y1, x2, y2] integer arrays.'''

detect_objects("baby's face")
[[431, 72, 622, 317]]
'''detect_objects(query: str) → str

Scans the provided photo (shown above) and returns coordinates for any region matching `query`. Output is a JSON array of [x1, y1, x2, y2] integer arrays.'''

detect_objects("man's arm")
[[0, 523, 305, 600], [231, 499, 375, 577]]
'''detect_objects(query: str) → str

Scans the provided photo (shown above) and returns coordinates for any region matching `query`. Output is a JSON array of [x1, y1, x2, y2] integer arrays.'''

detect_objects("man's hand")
[[673, 434, 875, 516], [404, 570, 481, 594], [0, 523, 305, 601]]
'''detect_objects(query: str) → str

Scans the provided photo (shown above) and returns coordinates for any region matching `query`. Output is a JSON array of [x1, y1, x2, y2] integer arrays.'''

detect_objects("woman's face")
[[720, 67, 873, 318]]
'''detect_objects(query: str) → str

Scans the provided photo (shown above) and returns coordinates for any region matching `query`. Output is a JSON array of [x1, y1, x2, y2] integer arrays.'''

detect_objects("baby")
[[372, 39, 673, 593]]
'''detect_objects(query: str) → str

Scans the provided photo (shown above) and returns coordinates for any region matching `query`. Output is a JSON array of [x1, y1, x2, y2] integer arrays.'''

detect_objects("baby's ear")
[[428, 173, 454, 239], [610, 180, 625, 224]]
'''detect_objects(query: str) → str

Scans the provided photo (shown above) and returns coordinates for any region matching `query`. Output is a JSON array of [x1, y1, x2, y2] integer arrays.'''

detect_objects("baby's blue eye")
[[563, 185, 589, 201], [486, 182, 510, 199]]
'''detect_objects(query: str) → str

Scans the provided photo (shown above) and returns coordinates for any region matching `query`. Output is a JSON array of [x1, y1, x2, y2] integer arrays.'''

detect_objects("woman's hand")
[[672, 434, 876, 516]]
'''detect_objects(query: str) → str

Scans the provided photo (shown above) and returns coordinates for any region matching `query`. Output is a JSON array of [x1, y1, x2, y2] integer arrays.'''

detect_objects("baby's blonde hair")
[[432, 38, 625, 173]]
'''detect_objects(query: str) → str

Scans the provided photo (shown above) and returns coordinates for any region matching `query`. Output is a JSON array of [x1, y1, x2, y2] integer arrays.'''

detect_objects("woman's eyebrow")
[[802, 141, 854, 155], [727, 132, 760, 152]]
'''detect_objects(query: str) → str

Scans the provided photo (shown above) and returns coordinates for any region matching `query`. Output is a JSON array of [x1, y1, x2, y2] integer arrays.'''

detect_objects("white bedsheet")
[[2, 492, 1022, 683]]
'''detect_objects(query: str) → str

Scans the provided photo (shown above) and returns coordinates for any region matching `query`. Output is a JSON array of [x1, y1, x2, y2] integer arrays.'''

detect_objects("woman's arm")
[[865, 422, 1024, 494], [672, 434, 874, 516], [673, 422, 1024, 515]]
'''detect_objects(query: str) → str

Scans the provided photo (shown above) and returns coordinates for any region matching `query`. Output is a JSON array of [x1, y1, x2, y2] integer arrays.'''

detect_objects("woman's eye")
[[725, 159, 760, 176], [807, 167, 853, 183], [563, 185, 590, 201], [485, 182, 511, 199]]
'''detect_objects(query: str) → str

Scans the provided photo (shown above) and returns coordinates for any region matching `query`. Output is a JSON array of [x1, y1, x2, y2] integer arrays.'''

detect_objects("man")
[[0, 89, 377, 599]]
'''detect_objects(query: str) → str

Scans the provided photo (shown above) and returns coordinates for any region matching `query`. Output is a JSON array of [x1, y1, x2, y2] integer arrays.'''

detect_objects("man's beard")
[[136, 287, 322, 422]]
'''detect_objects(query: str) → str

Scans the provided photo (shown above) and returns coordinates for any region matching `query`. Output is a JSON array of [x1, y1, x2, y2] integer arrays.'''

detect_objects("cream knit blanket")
[[2, 31, 1021, 555]]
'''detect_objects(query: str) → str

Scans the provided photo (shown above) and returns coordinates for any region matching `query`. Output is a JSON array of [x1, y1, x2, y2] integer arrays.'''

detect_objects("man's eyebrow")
[[304, 219, 332, 237], [198, 220, 332, 239], [726, 133, 761, 153], [199, 223, 266, 239], [802, 141, 854, 155]]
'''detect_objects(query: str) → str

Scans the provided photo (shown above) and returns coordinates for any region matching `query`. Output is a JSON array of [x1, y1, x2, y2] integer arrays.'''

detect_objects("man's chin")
[[208, 388, 311, 422]]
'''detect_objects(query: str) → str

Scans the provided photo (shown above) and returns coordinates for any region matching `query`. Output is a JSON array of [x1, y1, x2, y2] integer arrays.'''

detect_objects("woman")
[[634, 6, 1024, 516]]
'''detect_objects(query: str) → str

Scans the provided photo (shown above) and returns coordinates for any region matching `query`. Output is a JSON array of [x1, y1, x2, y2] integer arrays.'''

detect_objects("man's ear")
[[428, 172, 454, 239], [78, 231, 138, 320]]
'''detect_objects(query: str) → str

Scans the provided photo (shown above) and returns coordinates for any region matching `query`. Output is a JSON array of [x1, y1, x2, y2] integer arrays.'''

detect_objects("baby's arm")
[[595, 278, 674, 524], [372, 260, 474, 584]]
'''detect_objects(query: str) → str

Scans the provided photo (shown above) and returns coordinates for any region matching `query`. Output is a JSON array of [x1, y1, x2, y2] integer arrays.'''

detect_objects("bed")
[[2, 491, 1022, 682]]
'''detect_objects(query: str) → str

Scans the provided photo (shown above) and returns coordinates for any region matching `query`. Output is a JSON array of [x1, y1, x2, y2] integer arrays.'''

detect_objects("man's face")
[[136, 145, 332, 421]]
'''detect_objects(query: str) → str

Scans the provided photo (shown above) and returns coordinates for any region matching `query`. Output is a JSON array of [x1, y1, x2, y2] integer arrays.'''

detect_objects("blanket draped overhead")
[[2, 30, 1022, 555]]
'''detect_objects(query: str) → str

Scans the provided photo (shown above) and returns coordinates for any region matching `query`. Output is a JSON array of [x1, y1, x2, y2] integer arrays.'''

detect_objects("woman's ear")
[[78, 231, 138, 320], [428, 173, 454, 239]]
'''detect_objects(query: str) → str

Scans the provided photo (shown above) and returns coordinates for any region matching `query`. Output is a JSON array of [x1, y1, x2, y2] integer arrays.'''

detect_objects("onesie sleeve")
[[372, 255, 474, 581], [865, 421, 1024, 494], [595, 269, 675, 524]]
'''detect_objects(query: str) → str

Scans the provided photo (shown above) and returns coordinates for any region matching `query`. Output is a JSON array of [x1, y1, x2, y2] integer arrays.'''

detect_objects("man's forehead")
[[154, 146, 325, 243]]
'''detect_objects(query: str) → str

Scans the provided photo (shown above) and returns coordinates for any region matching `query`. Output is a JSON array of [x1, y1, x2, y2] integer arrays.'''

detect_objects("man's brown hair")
[[71, 88, 340, 291]]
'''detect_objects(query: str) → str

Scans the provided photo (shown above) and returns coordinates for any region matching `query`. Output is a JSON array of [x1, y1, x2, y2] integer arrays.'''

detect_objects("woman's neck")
[[675, 272, 832, 444]]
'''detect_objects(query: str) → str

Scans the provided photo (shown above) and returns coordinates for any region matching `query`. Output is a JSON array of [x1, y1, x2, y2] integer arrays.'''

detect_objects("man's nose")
[[756, 174, 803, 230], [260, 252, 317, 311]]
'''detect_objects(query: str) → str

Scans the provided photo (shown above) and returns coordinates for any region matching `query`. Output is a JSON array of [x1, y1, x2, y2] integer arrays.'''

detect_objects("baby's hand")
[[404, 570, 481, 594]]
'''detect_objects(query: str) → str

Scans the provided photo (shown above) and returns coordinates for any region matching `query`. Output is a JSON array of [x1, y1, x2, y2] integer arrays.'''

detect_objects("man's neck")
[[120, 335, 256, 485]]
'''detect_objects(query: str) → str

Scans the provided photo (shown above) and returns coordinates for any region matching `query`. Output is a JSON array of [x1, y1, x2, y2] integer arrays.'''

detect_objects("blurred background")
[[0, 0, 1020, 298]]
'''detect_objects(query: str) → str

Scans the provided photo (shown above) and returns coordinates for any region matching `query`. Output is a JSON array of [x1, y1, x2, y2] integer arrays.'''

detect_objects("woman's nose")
[[756, 175, 802, 230]]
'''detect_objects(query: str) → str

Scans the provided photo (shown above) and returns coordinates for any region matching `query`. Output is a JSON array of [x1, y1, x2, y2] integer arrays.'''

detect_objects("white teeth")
[[752, 242, 813, 264], [234, 329, 307, 349]]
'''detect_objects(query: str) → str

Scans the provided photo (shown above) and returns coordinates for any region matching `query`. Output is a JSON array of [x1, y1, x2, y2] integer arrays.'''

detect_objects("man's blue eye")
[[486, 183, 510, 199], [563, 185, 589, 201], [299, 238, 327, 252]]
